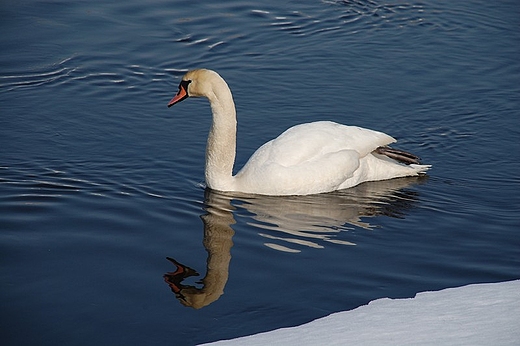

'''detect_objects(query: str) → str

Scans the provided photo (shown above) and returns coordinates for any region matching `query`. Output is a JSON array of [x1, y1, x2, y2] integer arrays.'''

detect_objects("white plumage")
[[168, 69, 430, 195]]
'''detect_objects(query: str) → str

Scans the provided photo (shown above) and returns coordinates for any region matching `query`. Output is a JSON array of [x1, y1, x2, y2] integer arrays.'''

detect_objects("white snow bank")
[[202, 280, 520, 346]]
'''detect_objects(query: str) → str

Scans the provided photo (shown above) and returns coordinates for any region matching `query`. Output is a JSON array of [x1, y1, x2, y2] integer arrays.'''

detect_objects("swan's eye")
[[178, 79, 192, 94]]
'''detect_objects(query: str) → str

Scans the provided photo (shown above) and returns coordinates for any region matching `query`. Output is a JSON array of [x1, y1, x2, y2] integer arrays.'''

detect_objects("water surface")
[[1, 0, 519, 345]]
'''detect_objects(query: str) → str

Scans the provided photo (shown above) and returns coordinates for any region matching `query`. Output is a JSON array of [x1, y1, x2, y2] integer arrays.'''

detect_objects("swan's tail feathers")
[[410, 164, 432, 174], [375, 146, 422, 165]]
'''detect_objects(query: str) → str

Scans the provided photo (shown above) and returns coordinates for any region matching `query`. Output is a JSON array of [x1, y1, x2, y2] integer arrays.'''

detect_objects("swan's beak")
[[167, 81, 189, 108]]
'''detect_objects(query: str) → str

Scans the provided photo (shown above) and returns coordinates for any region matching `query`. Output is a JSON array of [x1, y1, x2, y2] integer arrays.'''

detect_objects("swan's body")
[[168, 69, 430, 196]]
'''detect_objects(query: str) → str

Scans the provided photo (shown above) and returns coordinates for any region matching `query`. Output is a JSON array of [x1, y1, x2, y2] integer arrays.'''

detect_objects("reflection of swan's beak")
[[164, 257, 199, 301]]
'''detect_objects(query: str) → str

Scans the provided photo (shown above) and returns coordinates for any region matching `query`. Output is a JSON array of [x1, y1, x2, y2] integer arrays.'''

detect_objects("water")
[[1, 0, 519, 345]]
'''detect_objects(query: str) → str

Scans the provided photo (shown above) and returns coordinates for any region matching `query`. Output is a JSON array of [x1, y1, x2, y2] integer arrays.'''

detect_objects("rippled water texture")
[[1, 1, 519, 345]]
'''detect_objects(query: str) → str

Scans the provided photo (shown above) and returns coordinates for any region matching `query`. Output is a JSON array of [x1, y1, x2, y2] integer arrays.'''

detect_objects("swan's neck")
[[205, 85, 237, 191]]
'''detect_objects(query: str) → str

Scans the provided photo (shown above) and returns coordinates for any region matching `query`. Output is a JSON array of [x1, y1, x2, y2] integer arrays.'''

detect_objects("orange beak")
[[167, 83, 188, 107]]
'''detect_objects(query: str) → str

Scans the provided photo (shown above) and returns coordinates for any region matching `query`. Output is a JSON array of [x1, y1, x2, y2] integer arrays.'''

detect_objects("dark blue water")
[[1, 1, 519, 345]]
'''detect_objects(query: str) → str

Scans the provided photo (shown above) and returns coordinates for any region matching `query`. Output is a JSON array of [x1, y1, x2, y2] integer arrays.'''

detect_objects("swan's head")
[[167, 69, 224, 108]]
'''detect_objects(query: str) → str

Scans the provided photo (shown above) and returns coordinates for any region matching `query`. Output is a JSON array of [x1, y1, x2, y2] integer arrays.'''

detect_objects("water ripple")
[[246, 1, 430, 39], [0, 53, 174, 104], [0, 161, 178, 217], [0, 56, 77, 93]]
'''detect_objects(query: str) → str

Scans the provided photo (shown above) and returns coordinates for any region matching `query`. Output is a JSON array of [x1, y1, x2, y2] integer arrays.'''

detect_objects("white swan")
[[168, 69, 430, 196]]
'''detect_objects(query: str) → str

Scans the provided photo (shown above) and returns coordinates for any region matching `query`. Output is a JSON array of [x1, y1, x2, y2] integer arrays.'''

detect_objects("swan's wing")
[[237, 149, 361, 195], [247, 121, 395, 166], [234, 121, 397, 195]]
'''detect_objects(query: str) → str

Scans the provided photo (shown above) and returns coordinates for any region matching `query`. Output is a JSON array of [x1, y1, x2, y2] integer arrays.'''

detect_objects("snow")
[[202, 280, 520, 346]]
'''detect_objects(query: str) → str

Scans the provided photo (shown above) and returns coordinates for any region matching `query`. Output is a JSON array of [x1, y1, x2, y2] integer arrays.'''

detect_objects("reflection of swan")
[[165, 177, 426, 308], [164, 190, 234, 309], [235, 176, 427, 252], [167, 69, 430, 196]]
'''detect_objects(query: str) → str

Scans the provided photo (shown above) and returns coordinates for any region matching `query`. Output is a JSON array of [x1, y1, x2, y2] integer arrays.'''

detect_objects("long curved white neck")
[[205, 79, 237, 191]]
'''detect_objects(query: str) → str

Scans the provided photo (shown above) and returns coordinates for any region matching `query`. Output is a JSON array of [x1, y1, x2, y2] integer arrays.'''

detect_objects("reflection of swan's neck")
[[206, 82, 237, 191], [164, 191, 235, 309]]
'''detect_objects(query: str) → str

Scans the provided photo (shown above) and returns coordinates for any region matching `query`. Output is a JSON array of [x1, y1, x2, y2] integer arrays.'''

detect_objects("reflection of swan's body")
[[165, 177, 425, 308], [236, 176, 427, 252], [168, 69, 430, 195]]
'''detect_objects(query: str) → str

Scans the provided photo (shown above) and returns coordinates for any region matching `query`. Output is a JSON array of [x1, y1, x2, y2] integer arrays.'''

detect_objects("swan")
[[167, 69, 430, 196]]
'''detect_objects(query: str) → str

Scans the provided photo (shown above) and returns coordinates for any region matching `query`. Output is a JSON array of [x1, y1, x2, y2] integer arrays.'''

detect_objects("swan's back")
[[240, 121, 394, 170]]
